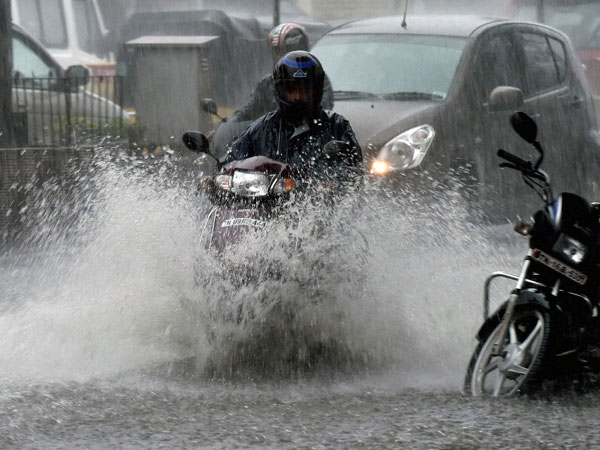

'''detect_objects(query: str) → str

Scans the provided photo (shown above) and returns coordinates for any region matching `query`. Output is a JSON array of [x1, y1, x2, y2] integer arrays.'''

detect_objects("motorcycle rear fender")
[[476, 290, 550, 341]]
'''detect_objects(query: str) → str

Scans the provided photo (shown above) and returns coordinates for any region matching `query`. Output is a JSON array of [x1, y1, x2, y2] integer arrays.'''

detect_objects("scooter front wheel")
[[465, 305, 552, 397]]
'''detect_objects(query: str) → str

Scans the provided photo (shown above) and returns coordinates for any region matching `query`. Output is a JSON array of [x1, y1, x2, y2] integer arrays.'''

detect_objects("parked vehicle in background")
[[507, 0, 600, 96], [115, 0, 331, 112], [311, 15, 600, 219], [124, 0, 331, 44], [10, 23, 128, 147], [11, 0, 115, 76]]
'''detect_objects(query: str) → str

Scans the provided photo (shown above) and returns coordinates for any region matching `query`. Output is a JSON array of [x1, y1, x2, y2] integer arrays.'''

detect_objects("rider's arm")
[[332, 114, 363, 166], [221, 121, 257, 166], [325, 113, 363, 187]]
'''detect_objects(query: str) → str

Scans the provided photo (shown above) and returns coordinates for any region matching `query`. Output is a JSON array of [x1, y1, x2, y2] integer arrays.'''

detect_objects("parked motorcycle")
[[464, 111, 600, 396]]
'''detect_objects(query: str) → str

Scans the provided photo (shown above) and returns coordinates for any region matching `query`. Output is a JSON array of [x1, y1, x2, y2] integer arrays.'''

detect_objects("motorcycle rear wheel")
[[465, 305, 552, 397]]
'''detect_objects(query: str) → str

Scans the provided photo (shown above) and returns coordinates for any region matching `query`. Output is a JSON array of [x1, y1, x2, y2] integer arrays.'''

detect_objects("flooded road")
[[0, 153, 595, 449], [4, 376, 600, 449]]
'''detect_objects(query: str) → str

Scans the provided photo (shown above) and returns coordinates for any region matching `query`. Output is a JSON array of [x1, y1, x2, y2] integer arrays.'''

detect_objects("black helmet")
[[273, 50, 325, 123], [268, 23, 309, 59]]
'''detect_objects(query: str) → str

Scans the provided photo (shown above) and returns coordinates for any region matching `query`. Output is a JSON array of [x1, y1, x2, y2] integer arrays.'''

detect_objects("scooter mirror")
[[323, 140, 352, 159], [200, 98, 218, 116], [510, 112, 538, 144], [182, 131, 210, 154]]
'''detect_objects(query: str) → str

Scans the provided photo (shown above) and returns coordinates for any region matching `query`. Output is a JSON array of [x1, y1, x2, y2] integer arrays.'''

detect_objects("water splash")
[[0, 150, 517, 387]]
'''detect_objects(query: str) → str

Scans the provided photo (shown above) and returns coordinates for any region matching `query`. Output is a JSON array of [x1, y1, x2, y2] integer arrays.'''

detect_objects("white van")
[[10, 0, 115, 76]]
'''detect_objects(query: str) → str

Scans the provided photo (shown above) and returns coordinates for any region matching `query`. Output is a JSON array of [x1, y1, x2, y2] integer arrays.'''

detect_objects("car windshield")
[[73, 0, 103, 56], [17, 0, 68, 49], [312, 34, 467, 100]]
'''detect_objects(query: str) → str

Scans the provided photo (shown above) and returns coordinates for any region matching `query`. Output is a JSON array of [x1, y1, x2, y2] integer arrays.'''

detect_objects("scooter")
[[183, 130, 360, 329], [183, 130, 353, 254]]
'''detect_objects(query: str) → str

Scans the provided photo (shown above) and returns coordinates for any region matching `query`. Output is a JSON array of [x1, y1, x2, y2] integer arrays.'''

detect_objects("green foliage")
[[53, 116, 147, 146]]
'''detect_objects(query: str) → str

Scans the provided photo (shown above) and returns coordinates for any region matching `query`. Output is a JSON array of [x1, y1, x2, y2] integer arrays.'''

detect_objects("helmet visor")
[[276, 79, 314, 104]]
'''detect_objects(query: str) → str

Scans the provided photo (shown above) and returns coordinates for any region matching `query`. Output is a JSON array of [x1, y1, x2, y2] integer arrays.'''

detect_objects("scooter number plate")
[[221, 217, 268, 229], [532, 249, 587, 285]]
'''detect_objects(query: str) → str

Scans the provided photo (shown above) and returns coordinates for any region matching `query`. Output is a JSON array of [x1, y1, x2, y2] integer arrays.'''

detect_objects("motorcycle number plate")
[[532, 249, 588, 285]]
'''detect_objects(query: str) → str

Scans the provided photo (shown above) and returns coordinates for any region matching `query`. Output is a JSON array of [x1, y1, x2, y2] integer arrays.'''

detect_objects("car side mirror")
[[65, 65, 91, 89], [510, 111, 538, 144], [183, 130, 210, 154], [488, 86, 524, 112], [200, 98, 218, 116]]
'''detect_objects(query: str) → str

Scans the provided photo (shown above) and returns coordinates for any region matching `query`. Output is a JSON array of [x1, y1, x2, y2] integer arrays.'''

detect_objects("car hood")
[[331, 99, 440, 157]]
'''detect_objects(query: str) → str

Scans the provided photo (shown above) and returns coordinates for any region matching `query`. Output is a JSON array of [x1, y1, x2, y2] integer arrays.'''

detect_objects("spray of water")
[[0, 150, 517, 388]]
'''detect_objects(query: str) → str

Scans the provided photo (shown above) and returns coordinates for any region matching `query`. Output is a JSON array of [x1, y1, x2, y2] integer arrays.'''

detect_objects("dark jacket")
[[223, 109, 362, 183], [231, 73, 335, 123]]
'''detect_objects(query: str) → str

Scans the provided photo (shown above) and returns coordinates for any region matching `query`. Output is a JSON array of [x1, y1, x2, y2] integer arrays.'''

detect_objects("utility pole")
[[273, 0, 280, 29], [0, 0, 11, 145]]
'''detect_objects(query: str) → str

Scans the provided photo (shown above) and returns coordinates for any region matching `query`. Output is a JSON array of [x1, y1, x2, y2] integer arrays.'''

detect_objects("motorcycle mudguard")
[[476, 290, 550, 341]]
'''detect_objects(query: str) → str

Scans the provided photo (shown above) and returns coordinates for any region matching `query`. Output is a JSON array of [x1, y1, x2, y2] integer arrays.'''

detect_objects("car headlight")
[[552, 233, 587, 265], [371, 124, 435, 174], [230, 171, 270, 197]]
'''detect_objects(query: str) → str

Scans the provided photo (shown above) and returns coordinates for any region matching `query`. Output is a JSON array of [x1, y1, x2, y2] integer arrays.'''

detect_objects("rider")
[[230, 23, 334, 123], [223, 51, 361, 184]]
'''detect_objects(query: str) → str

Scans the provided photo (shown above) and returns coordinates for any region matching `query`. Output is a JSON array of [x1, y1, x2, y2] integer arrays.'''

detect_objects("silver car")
[[312, 15, 600, 217]]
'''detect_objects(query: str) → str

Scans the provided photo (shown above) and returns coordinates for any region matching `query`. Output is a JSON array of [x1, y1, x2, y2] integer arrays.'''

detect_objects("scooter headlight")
[[230, 171, 270, 197], [372, 124, 435, 173], [552, 234, 587, 265]]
